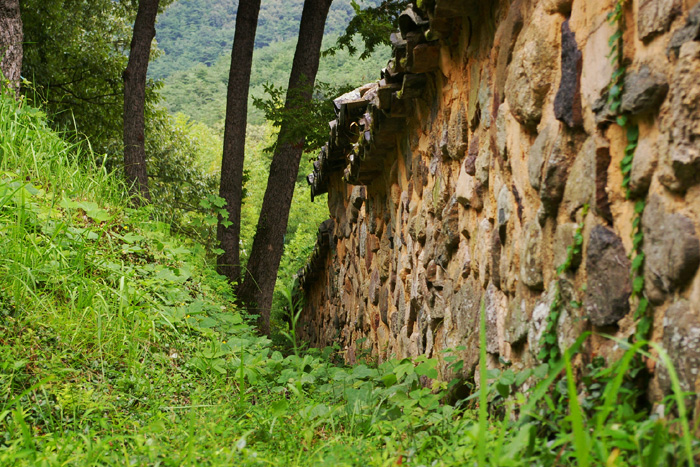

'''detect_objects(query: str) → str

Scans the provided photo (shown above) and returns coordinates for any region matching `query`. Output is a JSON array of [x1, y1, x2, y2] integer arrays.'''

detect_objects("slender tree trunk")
[[123, 0, 159, 204], [238, 0, 334, 336], [217, 0, 262, 285], [0, 0, 22, 98]]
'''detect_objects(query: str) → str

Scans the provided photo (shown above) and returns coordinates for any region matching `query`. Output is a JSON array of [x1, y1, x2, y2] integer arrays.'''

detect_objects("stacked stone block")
[[297, 0, 700, 405]]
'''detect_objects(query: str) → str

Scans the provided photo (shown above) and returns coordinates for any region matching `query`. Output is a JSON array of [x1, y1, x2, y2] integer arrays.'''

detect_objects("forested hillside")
[[161, 36, 390, 127], [150, 0, 380, 80]]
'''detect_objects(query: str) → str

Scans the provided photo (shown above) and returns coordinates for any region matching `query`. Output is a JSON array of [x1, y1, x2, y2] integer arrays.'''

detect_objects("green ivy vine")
[[630, 200, 650, 341], [606, 0, 628, 120], [539, 205, 589, 364], [538, 282, 562, 363], [606, 0, 651, 342], [557, 205, 589, 276]]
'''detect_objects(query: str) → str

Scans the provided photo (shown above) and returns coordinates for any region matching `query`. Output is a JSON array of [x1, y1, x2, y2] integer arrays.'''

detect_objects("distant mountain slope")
[[160, 35, 390, 127], [151, 0, 379, 80]]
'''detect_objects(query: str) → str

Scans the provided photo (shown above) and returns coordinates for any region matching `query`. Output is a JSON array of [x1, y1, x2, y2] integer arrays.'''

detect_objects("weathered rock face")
[[298, 0, 700, 407], [642, 196, 700, 305], [554, 19, 583, 129], [659, 300, 700, 398], [659, 41, 700, 192], [637, 0, 682, 42], [505, 10, 559, 130], [584, 226, 632, 327]]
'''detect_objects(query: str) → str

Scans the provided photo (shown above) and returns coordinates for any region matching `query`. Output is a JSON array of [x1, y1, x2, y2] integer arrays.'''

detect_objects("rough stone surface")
[[594, 143, 613, 224], [476, 219, 493, 287], [505, 293, 528, 346], [540, 132, 576, 217], [659, 300, 700, 395], [553, 223, 580, 271], [442, 195, 461, 251], [629, 137, 658, 197], [478, 68, 493, 129], [528, 286, 557, 360], [667, 3, 700, 57], [557, 279, 584, 352], [638, 0, 681, 41], [452, 278, 482, 339], [642, 196, 700, 304], [620, 65, 669, 115], [528, 125, 556, 191], [468, 63, 482, 129], [497, 185, 512, 242], [491, 227, 502, 289], [521, 221, 544, 290], [369, 270, 380, 305], [554, 20, 583, 129], [661, 42, 700, 192], [456, 168, 483, 211], [584, 226, 631, 327], [485, 282, 507, 355], [296, 0, 700, 403], [505, 14, 558, 130], [543, 0, 572, 15], [495, 105, 508, 160], [446, 103, 469, 160], [465, 135, 479, 176], [561, 137, 595, 220], [581, 20, 615, 113], [475, 141, 491, 187]]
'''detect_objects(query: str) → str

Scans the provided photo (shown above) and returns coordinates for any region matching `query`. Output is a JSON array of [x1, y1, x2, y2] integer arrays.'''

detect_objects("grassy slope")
[[0, 95, 696, 466]]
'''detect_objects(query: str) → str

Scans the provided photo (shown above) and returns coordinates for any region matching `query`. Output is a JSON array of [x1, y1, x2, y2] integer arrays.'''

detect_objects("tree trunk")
[[0, 0, 22, 98], [123, 0, 159, 204], [238, 0, 334, 336], [217, 0, 262, 285]]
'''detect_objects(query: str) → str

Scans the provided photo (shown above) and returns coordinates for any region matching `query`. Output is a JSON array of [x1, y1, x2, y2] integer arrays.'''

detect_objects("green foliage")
[[537, 283, 564, 363], [324, 0, 411, 59], [277, 283, 306, 357], [557, 204, 589, 275], [143, 110, 223, 248], [253, 80, 355, 154], [477, 299, 488, 467], [20, 0, 224, 254], [621, 124, 639, 199], [564, 348, 590, 467], [20, 0, 165, 156], [606, 0, 628, 115], [236, 125, 330, 333]]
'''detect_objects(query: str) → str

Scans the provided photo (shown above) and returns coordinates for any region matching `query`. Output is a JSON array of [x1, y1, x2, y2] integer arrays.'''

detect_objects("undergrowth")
[[0, 94, 697, 466]]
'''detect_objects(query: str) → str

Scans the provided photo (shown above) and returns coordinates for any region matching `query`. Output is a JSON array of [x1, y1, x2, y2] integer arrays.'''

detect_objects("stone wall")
[[297, 0, 700, 402]]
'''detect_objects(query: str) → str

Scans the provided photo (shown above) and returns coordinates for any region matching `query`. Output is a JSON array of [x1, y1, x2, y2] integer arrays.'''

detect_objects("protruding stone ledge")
[[306, 2, 462, 199]]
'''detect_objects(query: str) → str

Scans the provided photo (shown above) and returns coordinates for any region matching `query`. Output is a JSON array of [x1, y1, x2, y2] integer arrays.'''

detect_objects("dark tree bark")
[[0, 0, 23, 98], [217, 0, 262, 285], [238, 0, 334, 336], [123, 0, 159, 204]]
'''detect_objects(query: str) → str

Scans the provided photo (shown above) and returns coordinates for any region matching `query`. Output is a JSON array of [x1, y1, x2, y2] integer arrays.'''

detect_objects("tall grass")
[[564, 347, 589, 467], [477, 299, 488, 467]]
